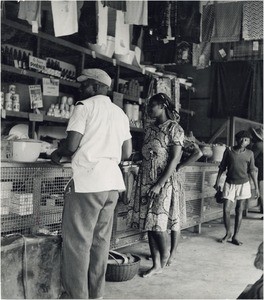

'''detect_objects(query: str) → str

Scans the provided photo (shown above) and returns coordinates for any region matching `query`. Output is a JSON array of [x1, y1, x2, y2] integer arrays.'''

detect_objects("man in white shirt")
[[51, 69, 132, 299]]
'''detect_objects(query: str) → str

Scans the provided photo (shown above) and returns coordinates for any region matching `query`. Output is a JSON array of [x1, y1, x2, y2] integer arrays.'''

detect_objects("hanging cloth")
[[124, 0, 147, 26], [51, 1, 78, 37], [102, 1, 126, 12], [211, 2, 242, 43], [78, 1, 97, 44], [242, 1, 263, 41], [210, 61, 253, 119], [192, 42, 211, 69], [115, 11, 130, 55], [18, 1, 41, 27], [248, 61, 263, 123], [201, 4, 214, 42], [97, 0, 108, 46], [177, 1, 201, 44]]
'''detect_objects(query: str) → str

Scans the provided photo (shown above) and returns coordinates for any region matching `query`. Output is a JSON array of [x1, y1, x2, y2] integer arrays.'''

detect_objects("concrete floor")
[[105, 213, 263, 299]]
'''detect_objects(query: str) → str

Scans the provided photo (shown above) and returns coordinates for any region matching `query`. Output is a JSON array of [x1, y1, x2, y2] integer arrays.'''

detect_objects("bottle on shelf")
[[22, 51, 28, 69], [18, 50, 22, 68], [13, 48, 18, 68], [1, 46, 5, 64]]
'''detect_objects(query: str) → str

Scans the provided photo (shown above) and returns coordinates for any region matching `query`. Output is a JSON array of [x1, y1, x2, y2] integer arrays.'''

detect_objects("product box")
[[1, 198, 10, 207], [116, 213, 128, 232], [1, 140, 13, 161], [12, 193, 33, 205], [1, 206, 10, 215], [1, 181, 13, 192], [10, 202, 33, 216]]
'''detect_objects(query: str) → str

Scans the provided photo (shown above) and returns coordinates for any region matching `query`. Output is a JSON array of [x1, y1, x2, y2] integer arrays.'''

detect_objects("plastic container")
[[212, 144, 226, 162], [115, 50, 135, 65], [124, 102, 133, 120], [88, 36, 115, 58], [12, 139, 42, 162]]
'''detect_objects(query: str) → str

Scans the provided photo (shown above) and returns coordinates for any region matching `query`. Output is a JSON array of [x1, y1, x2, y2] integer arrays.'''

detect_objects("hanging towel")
[[102, 1, 126, 12], [97, 0, 108, 46], [124, 0, 147, 26], [192, 42, 211, 69], [18, 1, 41, 27], [51, 1, 78, 37], [115, 11, 130, 55], [211, 2, 242, 43], [242, 1, 263, 41], [202, 4, 214, 42]]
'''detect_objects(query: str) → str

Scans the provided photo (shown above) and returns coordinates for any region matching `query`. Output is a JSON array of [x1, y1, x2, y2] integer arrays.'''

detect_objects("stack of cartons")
[[1, 182, 13, 215], [10, 193, 33, 215]]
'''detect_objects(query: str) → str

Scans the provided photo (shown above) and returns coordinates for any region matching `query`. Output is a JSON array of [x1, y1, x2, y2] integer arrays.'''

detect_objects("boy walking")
[[214, 130, 259, 245]]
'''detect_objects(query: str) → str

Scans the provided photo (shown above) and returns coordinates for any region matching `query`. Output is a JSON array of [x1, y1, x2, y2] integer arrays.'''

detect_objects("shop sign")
[[29, 56, 46, 72]]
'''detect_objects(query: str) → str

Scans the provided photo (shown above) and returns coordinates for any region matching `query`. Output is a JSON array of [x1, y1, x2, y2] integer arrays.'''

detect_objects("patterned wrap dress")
[[127, 120, 186, 232]]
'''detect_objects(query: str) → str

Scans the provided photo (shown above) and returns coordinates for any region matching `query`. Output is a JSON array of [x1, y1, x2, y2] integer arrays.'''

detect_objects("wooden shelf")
[[2, 110, 69, 124], [1, 64, 80, 88], [2, 110, 144, 131]]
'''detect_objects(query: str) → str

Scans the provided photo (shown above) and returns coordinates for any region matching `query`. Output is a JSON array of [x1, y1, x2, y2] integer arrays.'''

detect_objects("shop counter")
[[1, 161, 258, 249]]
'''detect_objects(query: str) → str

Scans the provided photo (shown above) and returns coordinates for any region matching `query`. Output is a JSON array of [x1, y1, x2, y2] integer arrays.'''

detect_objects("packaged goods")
[[12, 193, 33, 205]]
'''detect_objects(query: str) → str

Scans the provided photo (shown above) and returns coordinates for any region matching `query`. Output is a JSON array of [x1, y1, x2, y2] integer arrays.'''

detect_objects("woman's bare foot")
[[166, 254, 176, 267], [232, 237, 243, 246], [218, 232, 232, 243], [161, 251, 170, 268], [142, 267, 162, 278]]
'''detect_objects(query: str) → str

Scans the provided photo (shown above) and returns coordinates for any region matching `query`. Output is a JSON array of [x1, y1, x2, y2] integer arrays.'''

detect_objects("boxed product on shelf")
[[1, 140, 13, 161], [11, 193, 33, 205], [1, 206, 10, 215], [9, 202, 33, 216]]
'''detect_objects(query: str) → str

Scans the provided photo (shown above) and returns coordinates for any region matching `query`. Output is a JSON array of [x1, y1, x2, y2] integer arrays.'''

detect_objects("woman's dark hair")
[[149, 93, 180, 121]]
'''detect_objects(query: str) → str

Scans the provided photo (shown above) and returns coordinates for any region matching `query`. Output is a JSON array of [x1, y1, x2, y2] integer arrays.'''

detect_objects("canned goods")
[[5, 101, 13, 111], [67, 97, 73, 106], [12, 94, 19, 102], [9, 85, 16, 94], [61, 96, 67, 104], [5, 93, 13, 102], [12, 101, 20, 112], [1, 92, 4, 109]]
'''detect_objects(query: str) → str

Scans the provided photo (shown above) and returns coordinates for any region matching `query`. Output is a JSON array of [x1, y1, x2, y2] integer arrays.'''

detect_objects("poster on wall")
[[42, 78, 59, 96], [28, 85, 43, 109]]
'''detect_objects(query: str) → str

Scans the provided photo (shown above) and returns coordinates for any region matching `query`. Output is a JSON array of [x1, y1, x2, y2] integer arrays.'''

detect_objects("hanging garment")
[[192, 42, 211, 69], [148, 1, 169, 40], [115, 11, 130, 55], [124, 0, 147, 26], [211, 2, 242, 43], [210, 61, 253, 119], [248, 61, 263, 123], [102, 1, 126, 12], [97, 0, 108, 46], [177, 1, 201, 44], [242, 1, 263, 41], [202, 4, 214, 42], [51, 1, 78, 37], [78, 1, 97, 44], [170, 1, 178, 39], [18, 1, 41, 27]]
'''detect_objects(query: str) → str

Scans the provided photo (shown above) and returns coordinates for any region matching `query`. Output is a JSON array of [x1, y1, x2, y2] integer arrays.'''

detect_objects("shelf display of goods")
[[47, 96, 74, 118]]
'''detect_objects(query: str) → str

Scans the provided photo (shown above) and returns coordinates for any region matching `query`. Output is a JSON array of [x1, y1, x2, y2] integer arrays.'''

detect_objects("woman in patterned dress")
[[127, 93, 184, 277]]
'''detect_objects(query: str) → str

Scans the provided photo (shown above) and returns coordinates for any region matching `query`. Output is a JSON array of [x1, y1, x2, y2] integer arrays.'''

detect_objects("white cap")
[[77, 68, 112, 87]]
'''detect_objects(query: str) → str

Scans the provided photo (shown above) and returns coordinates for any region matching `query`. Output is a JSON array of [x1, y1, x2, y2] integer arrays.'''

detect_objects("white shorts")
[[222, 181, 251, 202]]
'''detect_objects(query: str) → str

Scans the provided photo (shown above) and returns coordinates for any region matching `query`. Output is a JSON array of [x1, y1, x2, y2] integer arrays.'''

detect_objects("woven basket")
[[105, 255, 141, 282]]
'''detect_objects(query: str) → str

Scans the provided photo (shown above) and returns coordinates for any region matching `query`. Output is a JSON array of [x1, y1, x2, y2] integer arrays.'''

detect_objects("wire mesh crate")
[[1, 162, 72, 236]]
